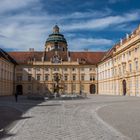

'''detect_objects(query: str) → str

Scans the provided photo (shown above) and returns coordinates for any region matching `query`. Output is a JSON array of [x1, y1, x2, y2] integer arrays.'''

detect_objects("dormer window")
[[79, 58, 86, 64]]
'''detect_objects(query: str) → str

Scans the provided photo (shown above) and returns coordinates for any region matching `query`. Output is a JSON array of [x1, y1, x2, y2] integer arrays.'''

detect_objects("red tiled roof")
[[8, 51, 43, 64], [8, 51, 106, 65], [44, 51, 68, 61], [70, 52, 106, 64]]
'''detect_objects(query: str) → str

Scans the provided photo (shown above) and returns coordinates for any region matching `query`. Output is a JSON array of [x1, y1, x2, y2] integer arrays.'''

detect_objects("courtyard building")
[[1, 24, 140, 96], [98, 25, 140, 96], [0, 48, 17, 96], [9, 25, 105, 95]]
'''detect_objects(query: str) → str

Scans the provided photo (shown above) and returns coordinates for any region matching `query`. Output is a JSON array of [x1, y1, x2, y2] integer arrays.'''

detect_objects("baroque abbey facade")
[[0, 25, 140, 96], [98, 25, 140, 96]]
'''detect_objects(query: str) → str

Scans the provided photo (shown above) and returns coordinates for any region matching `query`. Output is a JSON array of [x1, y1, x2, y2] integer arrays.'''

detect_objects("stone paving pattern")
[[1, 95, 140, 140]]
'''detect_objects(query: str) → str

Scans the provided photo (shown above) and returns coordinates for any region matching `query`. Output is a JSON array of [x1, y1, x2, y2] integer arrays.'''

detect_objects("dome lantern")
[[53, 25, 59, 34]]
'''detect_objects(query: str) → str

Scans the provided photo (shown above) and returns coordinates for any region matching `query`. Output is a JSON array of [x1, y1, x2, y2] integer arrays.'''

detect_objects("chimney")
[[126, 33, 129, 40], [120, 39, 123, 45], [41, 56, 44, 62], [77, 58, 79, 62], [29, 48, 34, 52], [84, 48, 89, 52], [138, 24, 140, 30], [67, 51, 71, 62]]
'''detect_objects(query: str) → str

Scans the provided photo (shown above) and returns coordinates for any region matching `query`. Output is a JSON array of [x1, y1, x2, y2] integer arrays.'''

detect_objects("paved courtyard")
[[1, 95, 140, 140]]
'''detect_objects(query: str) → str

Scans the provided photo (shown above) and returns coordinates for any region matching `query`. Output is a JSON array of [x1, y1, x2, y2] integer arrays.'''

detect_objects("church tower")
[[45, 25, 68, 52]]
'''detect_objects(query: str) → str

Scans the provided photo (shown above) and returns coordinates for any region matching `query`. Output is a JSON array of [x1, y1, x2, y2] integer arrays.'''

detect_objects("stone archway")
[[122, 80, 127, 96], [16, 85, 23, 95], [90, 84, 96, 94]]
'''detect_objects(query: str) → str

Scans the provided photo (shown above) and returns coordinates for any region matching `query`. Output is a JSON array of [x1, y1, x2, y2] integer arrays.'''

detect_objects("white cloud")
[[58, 8, 112, 20], [108, 0, 127, 4], [0, 22, 49, 51], [0, 0, 40, 14], [68, 38, 113, 51], [63, 12, 140, 31], [0, 0, 139, 51]]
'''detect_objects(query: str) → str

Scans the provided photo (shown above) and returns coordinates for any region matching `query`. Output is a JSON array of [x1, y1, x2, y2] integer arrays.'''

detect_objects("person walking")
[[15, 92, 18, 102]]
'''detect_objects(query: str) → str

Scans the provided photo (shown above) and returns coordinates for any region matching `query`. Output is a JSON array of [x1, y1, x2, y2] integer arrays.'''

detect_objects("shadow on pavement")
[[0, 95, 44, 139], [0, 130, 16, 139]]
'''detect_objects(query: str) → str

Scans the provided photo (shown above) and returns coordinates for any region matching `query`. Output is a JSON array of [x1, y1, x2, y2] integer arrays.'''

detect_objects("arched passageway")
[[122, 80, 127, 96], [90, 84, 96, 94]]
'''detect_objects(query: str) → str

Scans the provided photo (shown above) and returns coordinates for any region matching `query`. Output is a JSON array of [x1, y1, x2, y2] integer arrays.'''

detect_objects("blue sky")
[[0, 0, 140, 52]]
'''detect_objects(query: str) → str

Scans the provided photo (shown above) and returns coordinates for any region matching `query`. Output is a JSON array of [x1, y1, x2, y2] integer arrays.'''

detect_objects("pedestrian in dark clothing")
[[15, 92, 18, 102]]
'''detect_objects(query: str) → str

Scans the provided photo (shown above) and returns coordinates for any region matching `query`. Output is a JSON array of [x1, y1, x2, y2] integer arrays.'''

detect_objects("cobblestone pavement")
[[1, 95, 140, 140]]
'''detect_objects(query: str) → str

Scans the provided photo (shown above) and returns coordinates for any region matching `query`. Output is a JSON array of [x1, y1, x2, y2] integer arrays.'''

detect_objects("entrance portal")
[[16, 85, 23, 95], [122, 80, 127, 96], [90, 84, 96, 94]]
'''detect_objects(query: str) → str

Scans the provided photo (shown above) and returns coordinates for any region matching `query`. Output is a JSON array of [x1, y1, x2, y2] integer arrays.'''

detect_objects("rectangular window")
[[90, 75, 92, 81], [64, 68, 67, 71], [64, 75, 68, 81], [112, 68, 114, 77], [81, 75, 85, 81], [37, 74, 40, 81], [72, 68, 75, 71], [45, 67, 49, 71], [53, 67, 59, 71], [28, 68, 31, 72], [36, 68, 40, 71], [129, 51, 131, 56], [135, 61, 138, 71], [123, 54, 125, 59], [73, 75, 76, 81], [45, 74, 49, 81], [89, 68, 92, 71], [115, 68, 117, 75], [119, 67, 121, 75], [123, 65, 126, 74], [28, 75, 32, 81], [64, 84, 67, 90], [129, 63, 132, 72], [17, 75, 22, 81], [108, 69, 110, 77], [135, 48, 138, 53]]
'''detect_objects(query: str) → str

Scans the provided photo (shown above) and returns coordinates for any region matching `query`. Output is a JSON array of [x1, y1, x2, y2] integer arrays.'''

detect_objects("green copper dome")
[[46, 25, 67, 44], [46, 33, 67, 43]]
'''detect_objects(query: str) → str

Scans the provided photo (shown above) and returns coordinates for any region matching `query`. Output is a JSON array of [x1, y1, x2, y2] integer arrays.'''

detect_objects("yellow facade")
[[15, 61, 97, 95], [0, 57, 15, 96], [98, 25, 140, 96]]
